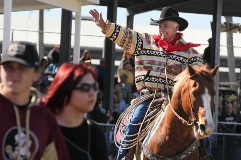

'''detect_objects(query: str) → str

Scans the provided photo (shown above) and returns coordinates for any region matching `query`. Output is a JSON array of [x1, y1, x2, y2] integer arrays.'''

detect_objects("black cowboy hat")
[[151, 7, 188, 31]]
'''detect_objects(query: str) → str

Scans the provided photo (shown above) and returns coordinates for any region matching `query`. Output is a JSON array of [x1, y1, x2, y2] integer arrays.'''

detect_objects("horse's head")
[[173, 64, 218, 139]]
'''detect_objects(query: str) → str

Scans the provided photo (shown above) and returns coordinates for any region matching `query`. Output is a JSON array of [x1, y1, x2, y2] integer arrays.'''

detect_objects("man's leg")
[[117, 99, 152, 160]]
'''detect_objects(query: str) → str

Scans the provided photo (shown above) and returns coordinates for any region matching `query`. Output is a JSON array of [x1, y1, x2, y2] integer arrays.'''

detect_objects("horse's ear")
[[187, 64, 197, 77], [204, 63, 211, 70], [210, 66, 219, 77]]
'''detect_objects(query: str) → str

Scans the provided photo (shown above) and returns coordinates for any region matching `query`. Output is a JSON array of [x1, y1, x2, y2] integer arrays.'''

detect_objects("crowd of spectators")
[[35, 46, 241, 159], [218, 91, 241, 133]]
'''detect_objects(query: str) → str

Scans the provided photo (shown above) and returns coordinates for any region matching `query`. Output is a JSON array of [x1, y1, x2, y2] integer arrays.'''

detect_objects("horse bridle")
[[165, 66, 197, 126]]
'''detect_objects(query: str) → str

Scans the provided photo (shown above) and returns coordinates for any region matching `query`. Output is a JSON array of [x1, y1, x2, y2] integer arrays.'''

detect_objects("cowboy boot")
[[122, 146, 136, 160]]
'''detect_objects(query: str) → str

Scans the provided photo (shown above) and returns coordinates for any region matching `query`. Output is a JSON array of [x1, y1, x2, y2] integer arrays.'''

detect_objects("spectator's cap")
[[229, 94, 237, 102], [42, 56, 48, 61], [1, 41, 39, 69], [207, 38, 212, 44], [120, 73, 128, 78], [151, 7, 188, 31]]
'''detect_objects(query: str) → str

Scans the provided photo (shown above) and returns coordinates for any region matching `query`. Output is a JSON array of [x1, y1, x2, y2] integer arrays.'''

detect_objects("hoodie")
[[0, 87, 70, 160]]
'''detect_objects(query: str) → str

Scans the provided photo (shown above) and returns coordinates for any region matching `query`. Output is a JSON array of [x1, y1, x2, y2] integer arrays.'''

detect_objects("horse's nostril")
[[199, 124, 206, 131]]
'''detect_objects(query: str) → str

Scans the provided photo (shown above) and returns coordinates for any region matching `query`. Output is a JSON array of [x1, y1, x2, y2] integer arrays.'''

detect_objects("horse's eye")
[[192, 82, 199, 91], [193, 82, 198, 87], [191, 82, 199, 96]]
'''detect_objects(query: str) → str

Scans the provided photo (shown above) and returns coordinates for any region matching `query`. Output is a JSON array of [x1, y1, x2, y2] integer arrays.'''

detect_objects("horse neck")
[[165, 90, 196, 142], [147, 100, 196, 156], [158, 90, 196, 145], [166, 102, 194, 139]]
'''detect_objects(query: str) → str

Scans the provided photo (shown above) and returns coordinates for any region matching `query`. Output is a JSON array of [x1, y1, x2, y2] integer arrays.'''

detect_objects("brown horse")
[[141, 64, 218, 160]]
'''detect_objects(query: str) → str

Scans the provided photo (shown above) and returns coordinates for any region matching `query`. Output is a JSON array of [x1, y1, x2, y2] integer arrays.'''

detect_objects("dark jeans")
[[117, 98, 152, 160]]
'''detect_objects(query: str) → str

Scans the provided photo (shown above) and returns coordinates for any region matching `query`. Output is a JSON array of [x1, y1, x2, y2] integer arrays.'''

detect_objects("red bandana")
[[152, 33, 200, 52]]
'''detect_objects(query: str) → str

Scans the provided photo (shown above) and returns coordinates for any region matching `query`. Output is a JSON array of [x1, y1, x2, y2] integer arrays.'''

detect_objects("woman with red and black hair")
[[45, 62, 108, 160]]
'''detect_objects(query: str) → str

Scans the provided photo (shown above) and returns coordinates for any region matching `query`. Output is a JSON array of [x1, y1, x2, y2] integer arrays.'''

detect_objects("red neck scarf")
[[152, 33, 200, 52]]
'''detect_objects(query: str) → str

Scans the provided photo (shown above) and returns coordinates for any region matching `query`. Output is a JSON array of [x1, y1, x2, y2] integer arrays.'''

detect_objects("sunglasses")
[[75, 82, 99, 92]]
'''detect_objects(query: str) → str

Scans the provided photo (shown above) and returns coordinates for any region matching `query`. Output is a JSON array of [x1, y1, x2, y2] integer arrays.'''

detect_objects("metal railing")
[[90, 121, 115, 155], [93, 120, 241, 160], [211, 132, 241, 160]]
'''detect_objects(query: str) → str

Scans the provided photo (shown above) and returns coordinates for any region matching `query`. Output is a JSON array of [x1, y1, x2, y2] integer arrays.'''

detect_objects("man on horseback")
[[89, 7, 203, 160]]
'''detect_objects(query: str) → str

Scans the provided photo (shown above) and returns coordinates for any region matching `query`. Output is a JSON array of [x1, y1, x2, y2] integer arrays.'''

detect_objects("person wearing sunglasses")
[[45, 62, 108, 160]]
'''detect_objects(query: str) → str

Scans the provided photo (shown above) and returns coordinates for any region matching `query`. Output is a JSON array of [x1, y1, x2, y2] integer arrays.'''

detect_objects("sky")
[[82, 5, 241, 30], [11, 4, 241, 30], [80, 5, 214, 29]]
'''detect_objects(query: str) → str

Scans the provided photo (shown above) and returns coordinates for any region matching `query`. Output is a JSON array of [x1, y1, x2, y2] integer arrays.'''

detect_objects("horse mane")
[[173, 65, 214, 94]]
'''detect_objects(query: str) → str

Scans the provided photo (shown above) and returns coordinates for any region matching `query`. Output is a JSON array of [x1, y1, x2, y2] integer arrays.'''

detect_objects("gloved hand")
[[148, 98, 166, 111]]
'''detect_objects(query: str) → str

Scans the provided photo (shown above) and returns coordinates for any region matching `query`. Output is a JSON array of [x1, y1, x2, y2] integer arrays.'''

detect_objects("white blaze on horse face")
[[201, 88, 215, 132]]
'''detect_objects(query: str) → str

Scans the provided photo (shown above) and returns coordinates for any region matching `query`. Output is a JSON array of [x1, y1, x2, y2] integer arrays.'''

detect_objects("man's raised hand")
[[89, 9, 106, 29]]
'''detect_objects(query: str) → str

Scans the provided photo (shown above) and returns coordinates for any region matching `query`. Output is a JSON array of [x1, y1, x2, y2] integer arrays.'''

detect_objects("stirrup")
[[122, 155, 134, 160]]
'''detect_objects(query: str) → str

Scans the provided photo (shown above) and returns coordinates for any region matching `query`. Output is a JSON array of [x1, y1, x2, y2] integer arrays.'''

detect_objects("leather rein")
[[165, 64, 197, 126]]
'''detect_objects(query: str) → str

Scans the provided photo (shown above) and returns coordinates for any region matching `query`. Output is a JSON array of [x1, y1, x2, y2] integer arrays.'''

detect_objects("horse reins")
[[164, 60, 196, 126]]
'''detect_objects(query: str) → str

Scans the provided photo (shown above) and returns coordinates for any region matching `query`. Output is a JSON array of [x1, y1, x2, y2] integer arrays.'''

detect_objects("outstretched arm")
[[89, 9, 142, 53], [89, 9, 106, 29]]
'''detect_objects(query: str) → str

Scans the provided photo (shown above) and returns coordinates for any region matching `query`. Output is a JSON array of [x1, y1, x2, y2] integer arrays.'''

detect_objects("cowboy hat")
[[151, 7, 188, 31]]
